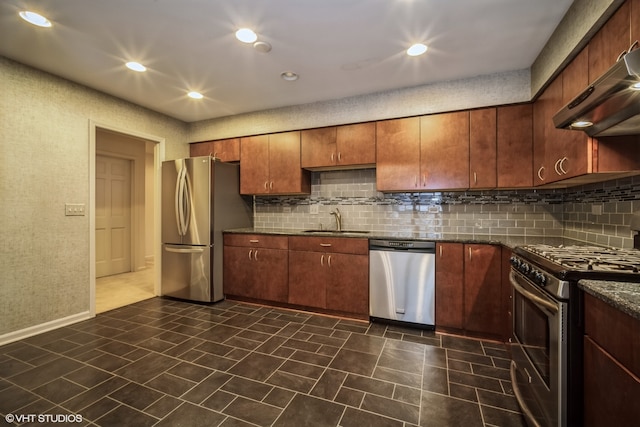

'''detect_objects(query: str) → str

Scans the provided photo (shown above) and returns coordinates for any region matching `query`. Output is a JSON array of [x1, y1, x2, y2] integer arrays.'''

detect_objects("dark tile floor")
[[0, 298, 525, 426]]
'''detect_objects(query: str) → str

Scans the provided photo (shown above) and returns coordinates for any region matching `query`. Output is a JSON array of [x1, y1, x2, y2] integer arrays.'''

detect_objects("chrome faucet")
[[330, 208, 342, 231]]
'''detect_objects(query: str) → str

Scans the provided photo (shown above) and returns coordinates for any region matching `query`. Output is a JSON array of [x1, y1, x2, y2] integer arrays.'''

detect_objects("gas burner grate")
[[522, 244, 640, 272]]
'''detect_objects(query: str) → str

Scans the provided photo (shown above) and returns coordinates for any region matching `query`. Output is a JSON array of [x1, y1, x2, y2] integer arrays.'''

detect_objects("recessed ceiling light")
[[235, 28, 258, 43], [280, 71, 299, 81], [19, 11, 52, 28], [187, 91, 204, 99], [125, 62, 147, 72], [253, 41, 272, 53], [407, 43, 428, 57]]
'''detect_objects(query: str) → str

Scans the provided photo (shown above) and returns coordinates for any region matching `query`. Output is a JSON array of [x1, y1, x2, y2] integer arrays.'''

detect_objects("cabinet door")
[[269, 131, 310, 194], [301, 127, 337, 168], [469, 108, 497, 189], [240, 135, 270, 194], [589, 1, 631, 82], [435, 243, 464, 330], [464, 245, 502, 336], [584, 336, 640, 427], [420, 111, 470, 190], [336, 122, 376, 167], [325, 253, 369, 315], [288, 251, 327, 308], [633, 0, 640, 47], [376, 117, 421, 191], [497, 104, 533, 188], [256, 248, 289, 303], [223, 246, 254, 298], [533, 88, 547, 185], [212, 138, 240, 162], [190, 141, 215, 158], [556, 48, 591, 181]]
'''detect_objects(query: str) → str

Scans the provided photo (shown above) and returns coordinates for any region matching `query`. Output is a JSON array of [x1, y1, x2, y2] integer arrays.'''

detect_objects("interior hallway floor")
[[0, 298, 525, 426], [95, 267, 155, 314]]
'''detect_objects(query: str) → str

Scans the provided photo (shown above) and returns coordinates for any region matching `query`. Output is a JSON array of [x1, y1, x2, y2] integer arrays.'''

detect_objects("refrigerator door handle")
[[164, 245, 205, 254], [175, 164, 192, 236]]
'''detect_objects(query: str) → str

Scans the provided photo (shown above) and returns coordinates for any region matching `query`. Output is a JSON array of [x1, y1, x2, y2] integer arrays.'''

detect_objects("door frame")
[[89, 120, 165, 316]]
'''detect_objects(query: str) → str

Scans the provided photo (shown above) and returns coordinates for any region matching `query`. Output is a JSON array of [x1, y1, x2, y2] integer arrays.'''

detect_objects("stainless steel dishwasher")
[[369, 239, 436, 328]]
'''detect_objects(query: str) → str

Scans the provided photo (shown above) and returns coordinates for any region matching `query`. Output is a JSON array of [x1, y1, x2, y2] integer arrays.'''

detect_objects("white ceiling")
[[0, 0, 574, 123]]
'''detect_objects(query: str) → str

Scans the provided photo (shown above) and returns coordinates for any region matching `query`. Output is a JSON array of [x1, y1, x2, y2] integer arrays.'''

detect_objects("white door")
[[96, 155, 132, 277]]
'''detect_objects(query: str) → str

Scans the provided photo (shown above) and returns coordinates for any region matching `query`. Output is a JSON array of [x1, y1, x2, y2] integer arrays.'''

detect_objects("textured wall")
[[254, 170, 640, 249], [0, 57, 188, 336]]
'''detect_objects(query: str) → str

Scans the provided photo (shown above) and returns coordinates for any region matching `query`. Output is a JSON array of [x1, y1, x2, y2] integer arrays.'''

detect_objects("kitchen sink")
[[302, 229, 370, 234]]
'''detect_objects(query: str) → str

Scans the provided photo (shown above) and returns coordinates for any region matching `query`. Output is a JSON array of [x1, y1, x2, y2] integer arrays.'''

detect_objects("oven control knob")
[[521, 264, 530, 274], [509, 256, 519, 267], [535, 271, 547, 286]]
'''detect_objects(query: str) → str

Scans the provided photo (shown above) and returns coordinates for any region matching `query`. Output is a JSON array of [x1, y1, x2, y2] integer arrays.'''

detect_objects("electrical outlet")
[[309, 204, 319, 214], [65, 203, 86, 216]]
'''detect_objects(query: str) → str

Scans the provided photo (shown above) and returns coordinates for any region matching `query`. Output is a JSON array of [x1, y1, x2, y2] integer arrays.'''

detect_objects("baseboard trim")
[[0, 311, 94, 346]]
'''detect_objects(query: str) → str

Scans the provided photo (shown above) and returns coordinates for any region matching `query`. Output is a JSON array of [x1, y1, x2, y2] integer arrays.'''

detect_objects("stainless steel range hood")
[[553, 48, 640, 137]]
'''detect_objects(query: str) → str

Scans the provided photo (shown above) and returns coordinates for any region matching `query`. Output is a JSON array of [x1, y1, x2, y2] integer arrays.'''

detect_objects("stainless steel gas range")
[[509, 244, 640, 427]]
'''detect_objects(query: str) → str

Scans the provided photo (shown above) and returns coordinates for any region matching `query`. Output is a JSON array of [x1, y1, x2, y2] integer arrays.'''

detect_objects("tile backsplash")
[[254, 170, 640, 248]]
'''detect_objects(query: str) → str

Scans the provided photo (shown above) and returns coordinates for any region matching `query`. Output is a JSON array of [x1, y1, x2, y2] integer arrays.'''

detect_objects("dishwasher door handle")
[[395, 308, 406, 314]]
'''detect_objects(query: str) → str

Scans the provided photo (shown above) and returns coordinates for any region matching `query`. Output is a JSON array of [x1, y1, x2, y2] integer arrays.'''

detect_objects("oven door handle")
[[510, 360, 543, 427], [510, 271, 558, 315]]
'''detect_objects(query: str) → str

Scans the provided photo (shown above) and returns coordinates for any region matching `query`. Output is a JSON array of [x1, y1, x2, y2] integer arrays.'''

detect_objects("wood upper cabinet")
[[421, 111, 470, 190], [301, 122, 375, 169], [496, 104, 533, 188], [190, 138, 240, 162], [583, 292, 640, 427], [589, 1, 632, 83], [435, 243, 465, 330], [223, 234, 289, 303], [376, 117, 421, 191], [469, 108, 497, 190], [240, 131, 310, 195], [288, 236, 369, 316], [376, 113, 470, 192], [633, 0, 640, 47]]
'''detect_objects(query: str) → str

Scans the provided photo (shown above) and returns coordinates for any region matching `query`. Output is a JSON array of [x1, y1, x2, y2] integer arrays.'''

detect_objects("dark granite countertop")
[[224, 228, 580, 250], [578, 280, 640, 321]]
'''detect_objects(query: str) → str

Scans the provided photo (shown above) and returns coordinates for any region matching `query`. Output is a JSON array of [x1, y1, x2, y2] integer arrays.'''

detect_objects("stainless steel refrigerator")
[[161, 157, 252, 302]]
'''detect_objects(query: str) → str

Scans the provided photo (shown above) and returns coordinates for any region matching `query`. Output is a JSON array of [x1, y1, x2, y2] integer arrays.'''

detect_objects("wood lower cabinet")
[[190, 138, 240, 162], [223, 234, 288, 302], [436, 242, 506, 339], [301, 122, 375, 169], [435, 243, 465, 330], [583, 292, 640, 426], [240, 131, 310, 195], [288, 236, 369, 316]]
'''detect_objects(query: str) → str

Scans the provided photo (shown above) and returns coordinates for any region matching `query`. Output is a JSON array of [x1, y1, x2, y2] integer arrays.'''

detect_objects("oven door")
[[510, 269, 567, 427]]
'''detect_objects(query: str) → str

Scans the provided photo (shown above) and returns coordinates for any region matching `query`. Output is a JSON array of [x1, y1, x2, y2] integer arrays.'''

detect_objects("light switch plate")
[[65, 203, 86, 216]]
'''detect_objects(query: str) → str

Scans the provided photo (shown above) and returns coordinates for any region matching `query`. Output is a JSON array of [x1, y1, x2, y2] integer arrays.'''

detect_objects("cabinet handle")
[[264, 181, 268, 190], [629, 40, 639, 52], [616, 49, 628, 62], [320, 243, 332, 247], [414, 175, 418, 187], [331, 153, 334, 162], [249, 239, 259, 243], [254, 250, 258, 261], [248, 249, 253, 261], [213, 151, 218, 159], [270, 181, 273, 190], [468, 246, 472, 260], [321, 254, 324, 266], [554, 158, 563, 176], [337, 152, 342, 162], [473, 172, 477, 185], [422, 174, 427, 187], [559, 157, 568, 175], [439, 245, 443, 257], [537, 166, 545, 181], [328, 255, 332, 266]]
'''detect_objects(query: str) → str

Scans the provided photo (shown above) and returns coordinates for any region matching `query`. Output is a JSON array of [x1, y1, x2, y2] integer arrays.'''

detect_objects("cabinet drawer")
[[584, 293, 640, 378], [223, 233, 289, 250], [288, 236, 368, 254]]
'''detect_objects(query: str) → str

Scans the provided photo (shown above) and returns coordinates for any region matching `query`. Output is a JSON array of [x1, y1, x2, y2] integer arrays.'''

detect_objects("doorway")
[[93, 127, 159, 313]]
